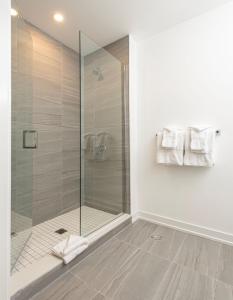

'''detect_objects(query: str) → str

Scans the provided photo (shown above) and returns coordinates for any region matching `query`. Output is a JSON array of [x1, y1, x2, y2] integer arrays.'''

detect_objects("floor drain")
[[151, 235, 162, 240], [55, 228, 67, 234]]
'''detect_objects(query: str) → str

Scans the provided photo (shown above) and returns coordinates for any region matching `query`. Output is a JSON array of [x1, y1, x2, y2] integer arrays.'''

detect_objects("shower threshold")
[[11, 209, 130, 298]]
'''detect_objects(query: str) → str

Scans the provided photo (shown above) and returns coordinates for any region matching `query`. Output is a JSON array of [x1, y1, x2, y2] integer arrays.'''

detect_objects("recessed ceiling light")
[[11, 8, 18, 17], [53, 13, 64, 23]]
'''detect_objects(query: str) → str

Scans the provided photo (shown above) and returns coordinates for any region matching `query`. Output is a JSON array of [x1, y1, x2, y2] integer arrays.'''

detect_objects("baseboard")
[[133, 210, 233, 246]]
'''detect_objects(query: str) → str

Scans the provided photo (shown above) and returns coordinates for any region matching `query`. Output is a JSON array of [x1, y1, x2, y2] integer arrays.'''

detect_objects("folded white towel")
[[161, 127, 178, 149], [52, 235, 89, 264], [157, 130, 184, 166], [190, 126, 211, 153], [63, 244, 88, 265], [184, 127, 215, 167]]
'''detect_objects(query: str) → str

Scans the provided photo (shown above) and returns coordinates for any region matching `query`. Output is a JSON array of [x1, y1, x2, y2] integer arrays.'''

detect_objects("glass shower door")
[[11, 8, 33, 270], [79, 32, 125, 236]]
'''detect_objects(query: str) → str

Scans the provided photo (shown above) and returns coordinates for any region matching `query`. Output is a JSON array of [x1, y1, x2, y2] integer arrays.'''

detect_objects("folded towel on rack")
[[184, 127, 215, 167], [161, 127, 178, 149], [52, 235, 89, 264], [157, 130, 184, 166], [190, 126, 211, 153]]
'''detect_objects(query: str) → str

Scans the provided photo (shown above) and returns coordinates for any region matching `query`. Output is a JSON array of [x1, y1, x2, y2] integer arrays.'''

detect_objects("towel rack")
[[155, 129, 221, 137]]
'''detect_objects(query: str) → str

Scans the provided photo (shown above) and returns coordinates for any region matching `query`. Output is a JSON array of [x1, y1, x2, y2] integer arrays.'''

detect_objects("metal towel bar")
[[155, 129, 221, 137]]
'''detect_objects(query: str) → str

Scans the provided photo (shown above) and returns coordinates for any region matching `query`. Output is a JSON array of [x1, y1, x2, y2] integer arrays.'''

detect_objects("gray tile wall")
[[12, 22, 80, 226], [30, 25, 80, 225], [105, 37, 130, 214]]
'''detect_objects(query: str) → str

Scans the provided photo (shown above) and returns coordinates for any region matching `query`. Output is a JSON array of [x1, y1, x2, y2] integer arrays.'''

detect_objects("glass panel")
[[79, 32, 125, 236], [11, 3, 33, 271]]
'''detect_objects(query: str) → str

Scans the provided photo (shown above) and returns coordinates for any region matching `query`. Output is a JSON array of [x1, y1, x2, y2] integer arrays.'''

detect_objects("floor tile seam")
[[171, 232, 188, 264], [143, 254, 174, 300], [165, 229, 176, 261], [214, 278, 233, 289], [206, 277, 233, 300], [100, 249, 172, 299], [214, 242, 223, 283], [100, 251, 142, 299], [117, 230, 171, 257], [67, 271, 102, 294], [152, 260, 223, 300], [70, 271, 102, 294], [141, 226, 182, 261], [70, 241, 139, 294], [68, 236, 119, 274], [29, 270, 74, 300], [212, 279, 219, 300], [113, 222, 132, 239], [102, 242, 139, 274], [170, 260, 221, 282]]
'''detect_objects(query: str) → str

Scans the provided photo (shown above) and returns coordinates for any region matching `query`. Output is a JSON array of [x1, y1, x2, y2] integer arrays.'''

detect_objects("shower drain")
[[150, 235, 163, 240], [55, 228, 67, 234]]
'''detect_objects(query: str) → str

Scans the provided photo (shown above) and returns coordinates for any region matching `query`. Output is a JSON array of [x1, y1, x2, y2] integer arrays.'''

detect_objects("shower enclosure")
[[11, 5, 129, 273]]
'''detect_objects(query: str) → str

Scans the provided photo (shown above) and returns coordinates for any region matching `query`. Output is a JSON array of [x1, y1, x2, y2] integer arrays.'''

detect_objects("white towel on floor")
[[190, 126, 211, 153], [52, 235, 89, 264], [63, 244, 88, 264], [157, 130, 184, 166], [184, 127, 215, 167], [161, 127, 178, 149]]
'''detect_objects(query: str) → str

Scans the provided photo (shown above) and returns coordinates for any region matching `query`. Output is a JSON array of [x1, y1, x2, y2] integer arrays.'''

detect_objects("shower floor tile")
[[12, 206, 120, 274]]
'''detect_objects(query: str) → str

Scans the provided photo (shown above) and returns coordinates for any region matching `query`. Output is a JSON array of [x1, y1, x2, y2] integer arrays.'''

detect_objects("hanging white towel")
[[95, 132, 112, 161], [161, 127, 178, 149], [84, 134, 96, 160], [190, 126, 211, 153], [157, 130, 184, 166], [184, 127, 215, 167], [52, 235, 89, 264]]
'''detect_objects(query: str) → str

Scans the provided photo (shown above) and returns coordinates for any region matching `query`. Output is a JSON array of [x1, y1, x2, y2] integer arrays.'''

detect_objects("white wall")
[[137, 1, 233, 242], [0, 0, 11, 299]]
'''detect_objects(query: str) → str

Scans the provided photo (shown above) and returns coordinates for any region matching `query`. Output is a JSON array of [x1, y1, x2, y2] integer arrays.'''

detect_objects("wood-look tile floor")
[[30, 220, 233, 300]]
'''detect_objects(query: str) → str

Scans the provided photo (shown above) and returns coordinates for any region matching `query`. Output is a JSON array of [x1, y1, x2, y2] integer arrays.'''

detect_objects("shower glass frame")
[[11, 5, 33, 271], [79, 31, 130, 236]]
